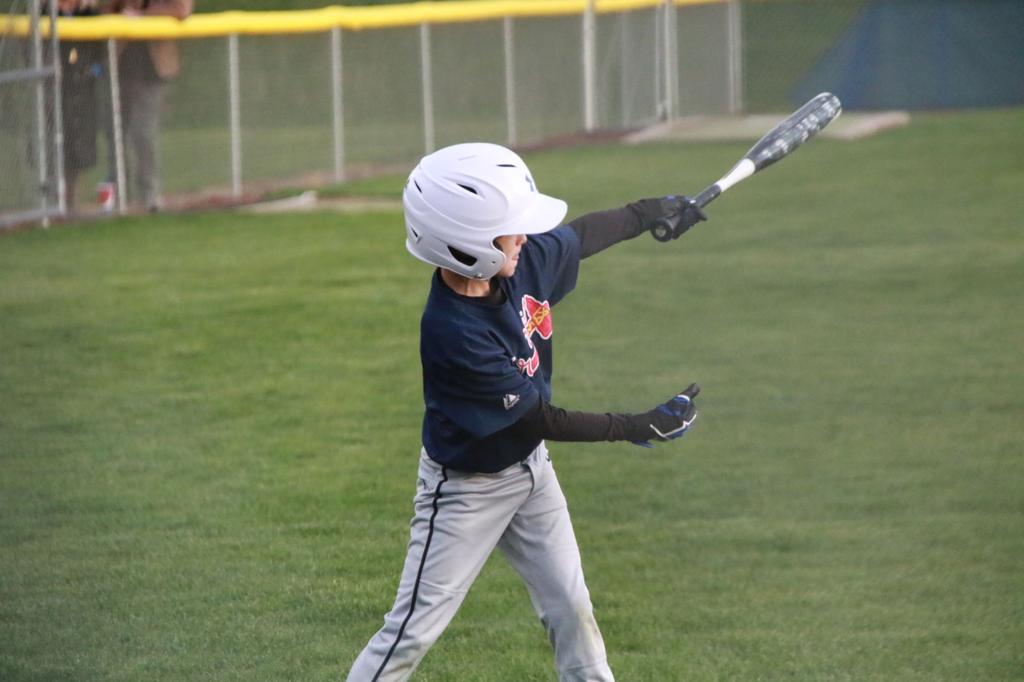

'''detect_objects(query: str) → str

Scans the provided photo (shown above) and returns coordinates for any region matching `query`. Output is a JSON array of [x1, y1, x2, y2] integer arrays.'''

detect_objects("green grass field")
[[2, 109, 1023, 681]]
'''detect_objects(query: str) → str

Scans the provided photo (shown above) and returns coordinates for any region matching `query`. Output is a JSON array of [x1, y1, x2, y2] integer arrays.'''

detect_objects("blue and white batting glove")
[[631, 383, 700, 448]]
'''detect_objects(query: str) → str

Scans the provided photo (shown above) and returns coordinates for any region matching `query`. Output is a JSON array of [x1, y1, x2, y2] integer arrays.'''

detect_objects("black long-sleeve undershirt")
[[569, 198, 664, 259], [512, 397, 655, 443]]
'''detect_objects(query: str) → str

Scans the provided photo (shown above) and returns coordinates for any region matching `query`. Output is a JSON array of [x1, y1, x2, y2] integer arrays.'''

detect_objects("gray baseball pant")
[[346, 443, 615, 682]]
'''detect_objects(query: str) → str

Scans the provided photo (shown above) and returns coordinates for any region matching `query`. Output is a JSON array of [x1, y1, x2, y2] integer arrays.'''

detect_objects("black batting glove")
[[650, 196, 707, 242], [630, 383, 700, 448]]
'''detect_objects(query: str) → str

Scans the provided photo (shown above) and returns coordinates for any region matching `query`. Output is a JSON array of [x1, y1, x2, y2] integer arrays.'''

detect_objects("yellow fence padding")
[[3, 0, 723, 40]]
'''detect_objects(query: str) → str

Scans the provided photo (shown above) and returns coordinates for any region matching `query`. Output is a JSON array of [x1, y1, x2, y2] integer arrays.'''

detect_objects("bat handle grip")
[[692, 185, 721, 209], [650, 185, 722, 242]]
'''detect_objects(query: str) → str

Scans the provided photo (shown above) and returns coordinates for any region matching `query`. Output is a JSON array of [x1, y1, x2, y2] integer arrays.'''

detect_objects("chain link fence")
[[156, 2, 739, 202], [1, 1, 741, 225]]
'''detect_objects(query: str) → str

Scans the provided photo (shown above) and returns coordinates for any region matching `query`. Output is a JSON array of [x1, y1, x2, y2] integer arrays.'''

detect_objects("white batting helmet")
[[403, 142, 568, 280]]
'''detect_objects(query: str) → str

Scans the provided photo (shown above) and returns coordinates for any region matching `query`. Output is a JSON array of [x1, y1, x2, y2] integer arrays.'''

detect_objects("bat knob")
[[651, 218, 674, 242]]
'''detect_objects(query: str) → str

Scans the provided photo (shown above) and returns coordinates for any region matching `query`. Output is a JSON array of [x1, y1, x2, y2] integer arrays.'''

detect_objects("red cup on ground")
[[97, 182, 115, 212]]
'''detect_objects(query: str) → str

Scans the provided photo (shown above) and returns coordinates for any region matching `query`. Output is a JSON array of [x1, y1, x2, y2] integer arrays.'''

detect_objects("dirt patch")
[[238, 192, 401, 214], [625, 111, 910, 144]]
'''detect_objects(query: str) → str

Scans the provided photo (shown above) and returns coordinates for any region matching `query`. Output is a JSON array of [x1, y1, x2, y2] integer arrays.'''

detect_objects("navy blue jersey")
[[420, 225, 581, 473]]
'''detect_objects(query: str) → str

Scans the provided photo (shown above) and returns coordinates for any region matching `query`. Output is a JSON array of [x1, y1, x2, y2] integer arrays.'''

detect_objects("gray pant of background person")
[[120, 76, 165, 210], [106, 44, 165, 211], [118, 75, 164, 209], [347, 444, 615, 682]]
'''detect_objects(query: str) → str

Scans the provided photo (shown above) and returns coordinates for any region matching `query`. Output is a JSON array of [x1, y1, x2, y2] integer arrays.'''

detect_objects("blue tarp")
[[794, 0, 1024, 110]]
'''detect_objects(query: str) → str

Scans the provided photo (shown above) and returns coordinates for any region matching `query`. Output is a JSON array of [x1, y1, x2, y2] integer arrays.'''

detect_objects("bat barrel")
[[745, 92, 842, 171]]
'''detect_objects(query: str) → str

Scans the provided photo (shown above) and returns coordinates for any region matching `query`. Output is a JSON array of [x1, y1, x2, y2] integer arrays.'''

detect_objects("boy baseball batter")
[[346, 143, 706, 681]]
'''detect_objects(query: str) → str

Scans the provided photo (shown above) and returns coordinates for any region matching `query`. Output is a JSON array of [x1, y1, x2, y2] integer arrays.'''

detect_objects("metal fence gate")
[[1, 0, 64, 228]]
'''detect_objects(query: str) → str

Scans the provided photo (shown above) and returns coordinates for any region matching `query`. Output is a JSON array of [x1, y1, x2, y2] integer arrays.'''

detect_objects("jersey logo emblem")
[[503, 393, 521, 410], [516, 354, 539, 377], [521, 295, 553, 339], [517, 295, 552, 377]]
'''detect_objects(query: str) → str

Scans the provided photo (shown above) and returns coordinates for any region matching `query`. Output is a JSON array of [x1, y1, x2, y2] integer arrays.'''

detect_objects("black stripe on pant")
[[371, 466, 448, 681]]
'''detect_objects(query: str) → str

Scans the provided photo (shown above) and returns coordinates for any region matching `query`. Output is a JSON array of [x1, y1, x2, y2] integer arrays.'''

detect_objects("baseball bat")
[[651, 92, 843, 241]]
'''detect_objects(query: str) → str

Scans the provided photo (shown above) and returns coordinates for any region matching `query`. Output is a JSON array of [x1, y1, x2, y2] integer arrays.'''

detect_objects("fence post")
[[653, 2, 662, 119], [419, 23, 435, 154], [619, 11, 629, 127], [330, 27, 345, 182], [726, 0, 743, 114], [503, 16, 517, 147], [228, 33, 242, 198], [30, 0, 50, 225], [107, 38, 127, 214], [582, 0, 597, 132], [662, 0, 677, 121], [48, 0, 66, 216]]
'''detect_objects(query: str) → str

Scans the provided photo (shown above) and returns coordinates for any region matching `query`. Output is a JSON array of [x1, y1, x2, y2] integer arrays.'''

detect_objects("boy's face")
[[494, 234, 527, 279]]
